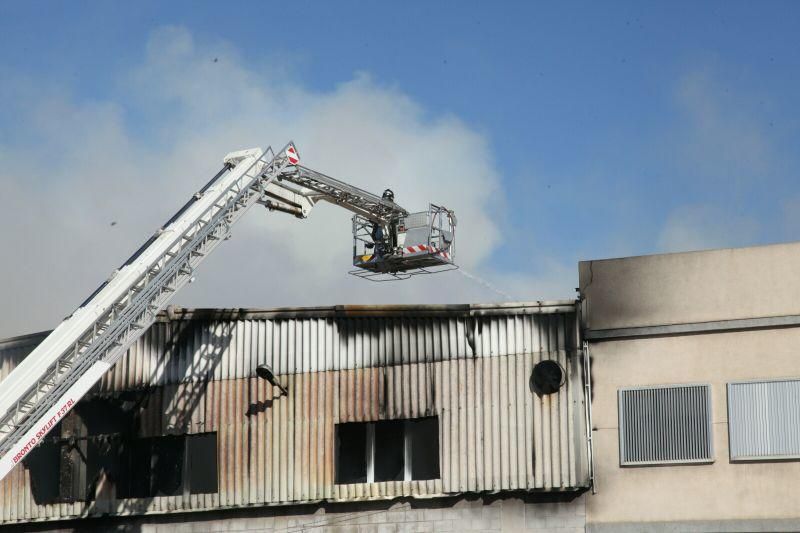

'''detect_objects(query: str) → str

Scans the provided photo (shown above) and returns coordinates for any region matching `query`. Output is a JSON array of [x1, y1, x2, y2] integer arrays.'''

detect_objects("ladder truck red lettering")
[[0, 142, 457, 480]]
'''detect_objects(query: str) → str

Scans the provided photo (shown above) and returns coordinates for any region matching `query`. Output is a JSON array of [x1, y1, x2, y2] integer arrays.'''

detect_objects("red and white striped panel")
[[286, 146, 300, 165], [403, 244, 450, 261], [405, 244, 430, 254]]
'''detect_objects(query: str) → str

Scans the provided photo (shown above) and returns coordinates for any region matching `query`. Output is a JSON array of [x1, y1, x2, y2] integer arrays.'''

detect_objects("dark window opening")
[[336, 423, 367, 484], [409, 417, 440, 480], [25, 432, 218, 503], [23, 394, 147, 504], [374, 420, 404, 482], [25, 442, 60, 504], [88, 438, 121, 490], [118, 438, 154, 499], [335, 417, 440, 484], [152, 436, 184, 496], [59, 440, 93, 502], [187, 433, 218, 494], [74, 397, 134, 437], [119, 433, 217, 498], [26, 436, 128, 504]]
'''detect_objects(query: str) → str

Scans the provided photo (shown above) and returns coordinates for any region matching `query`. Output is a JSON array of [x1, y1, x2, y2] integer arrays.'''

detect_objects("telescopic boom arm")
[[0, 142, 441, 481]]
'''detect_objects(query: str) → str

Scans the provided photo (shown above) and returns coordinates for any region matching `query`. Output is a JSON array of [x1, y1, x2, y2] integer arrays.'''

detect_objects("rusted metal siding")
[[0, 302, 588, 523]]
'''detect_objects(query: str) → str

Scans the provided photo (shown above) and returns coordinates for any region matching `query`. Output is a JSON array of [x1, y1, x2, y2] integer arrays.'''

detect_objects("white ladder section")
[[0, 142, 297, 480], [278, 165, 408, 223]]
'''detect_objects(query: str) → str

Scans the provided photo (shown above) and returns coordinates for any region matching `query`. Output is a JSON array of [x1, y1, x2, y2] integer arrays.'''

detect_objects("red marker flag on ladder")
[[286, 146, 300, 165]]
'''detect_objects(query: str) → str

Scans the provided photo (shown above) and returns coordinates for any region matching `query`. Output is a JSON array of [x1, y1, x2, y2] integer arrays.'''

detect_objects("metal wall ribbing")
[[618, 384, 713, 466], [97, 305, 578, 388], [0, 303, 589, 523], [728, 379, 800, 461]]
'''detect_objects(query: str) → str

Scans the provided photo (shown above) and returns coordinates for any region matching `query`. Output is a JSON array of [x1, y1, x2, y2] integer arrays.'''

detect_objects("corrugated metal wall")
[[0, 303, 589, 523], [0, 334, 41, 382], [728, 379, 800, 461]]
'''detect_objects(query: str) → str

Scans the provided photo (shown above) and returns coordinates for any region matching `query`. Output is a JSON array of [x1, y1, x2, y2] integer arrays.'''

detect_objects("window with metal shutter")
[[618, 384, 713, 466], [728, 379, 800, 461]]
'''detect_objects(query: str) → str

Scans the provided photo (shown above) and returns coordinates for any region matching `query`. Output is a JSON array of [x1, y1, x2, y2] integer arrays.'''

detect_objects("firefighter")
[[368, 190, 396, 261]]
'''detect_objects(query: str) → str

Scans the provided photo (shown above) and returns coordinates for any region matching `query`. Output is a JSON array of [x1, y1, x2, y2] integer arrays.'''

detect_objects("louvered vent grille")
[[618, 384, 713, 466], [728, 379, 800, 461]]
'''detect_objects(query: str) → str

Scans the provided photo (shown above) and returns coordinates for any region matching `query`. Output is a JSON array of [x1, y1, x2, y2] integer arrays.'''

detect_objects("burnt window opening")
[[25, 442, 60, 505], [25, 432, 218, 503], [374, 420, 404, 482], [23, 416, 85, 505], [89, 437, 122, 488], [335, 423, 367, 484], [118, 438, 156, 498], [408, 417, 440, 480], [152, 436, 185, 496], [118, 433, 218, 498], [23, 393, 147, 504], [187, 433, 218, 494], [74, 396, 135, 437], [335, 417, 440, 484], [24, 437, 118, 504], [59, 439, 93, 502]]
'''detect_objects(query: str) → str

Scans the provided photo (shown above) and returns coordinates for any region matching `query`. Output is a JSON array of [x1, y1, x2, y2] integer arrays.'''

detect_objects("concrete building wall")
[[587, 330, 800, 530], [580, 244, 800, 531], [579, 241, 800, 330]]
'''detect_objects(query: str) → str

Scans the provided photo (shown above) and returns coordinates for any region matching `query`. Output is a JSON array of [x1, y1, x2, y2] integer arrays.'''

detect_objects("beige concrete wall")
[[585, 327, 800, 527], [579, 241, 800, 330]]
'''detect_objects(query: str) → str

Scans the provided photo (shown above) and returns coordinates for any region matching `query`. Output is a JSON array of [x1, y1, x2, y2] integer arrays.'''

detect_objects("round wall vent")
[[530, 360, 565, 396]]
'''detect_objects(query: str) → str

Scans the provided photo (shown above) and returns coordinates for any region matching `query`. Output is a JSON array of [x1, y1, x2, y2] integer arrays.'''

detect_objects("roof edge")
[[0, 300, 579, 347], [161, 301, 578, 321]]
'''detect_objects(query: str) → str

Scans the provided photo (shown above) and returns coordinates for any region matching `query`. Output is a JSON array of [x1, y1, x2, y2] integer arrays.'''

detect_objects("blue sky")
[[1, 2, 799, 335]]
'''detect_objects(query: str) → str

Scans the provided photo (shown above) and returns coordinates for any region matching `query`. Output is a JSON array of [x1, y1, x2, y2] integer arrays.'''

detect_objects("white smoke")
[[0, 26, 570, 339]]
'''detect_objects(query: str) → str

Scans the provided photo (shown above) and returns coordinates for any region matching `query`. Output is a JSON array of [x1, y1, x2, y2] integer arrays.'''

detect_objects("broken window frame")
[[335, 417, 440, 484], [26, 432, 219, 503]]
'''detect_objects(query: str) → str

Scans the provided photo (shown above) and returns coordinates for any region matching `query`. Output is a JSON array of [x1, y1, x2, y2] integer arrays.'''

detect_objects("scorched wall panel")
[[0, 303, 588, 523]]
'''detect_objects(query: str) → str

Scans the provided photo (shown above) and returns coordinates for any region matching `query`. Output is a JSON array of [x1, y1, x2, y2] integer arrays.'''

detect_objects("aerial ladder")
[[0, 142, 456, 480]]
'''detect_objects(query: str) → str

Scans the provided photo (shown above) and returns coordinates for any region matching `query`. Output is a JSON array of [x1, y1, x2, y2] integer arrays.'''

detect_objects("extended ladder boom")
[[0, 143, 297, 479], [277, 165, 408, 223], [0, 142, 456, 481]]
